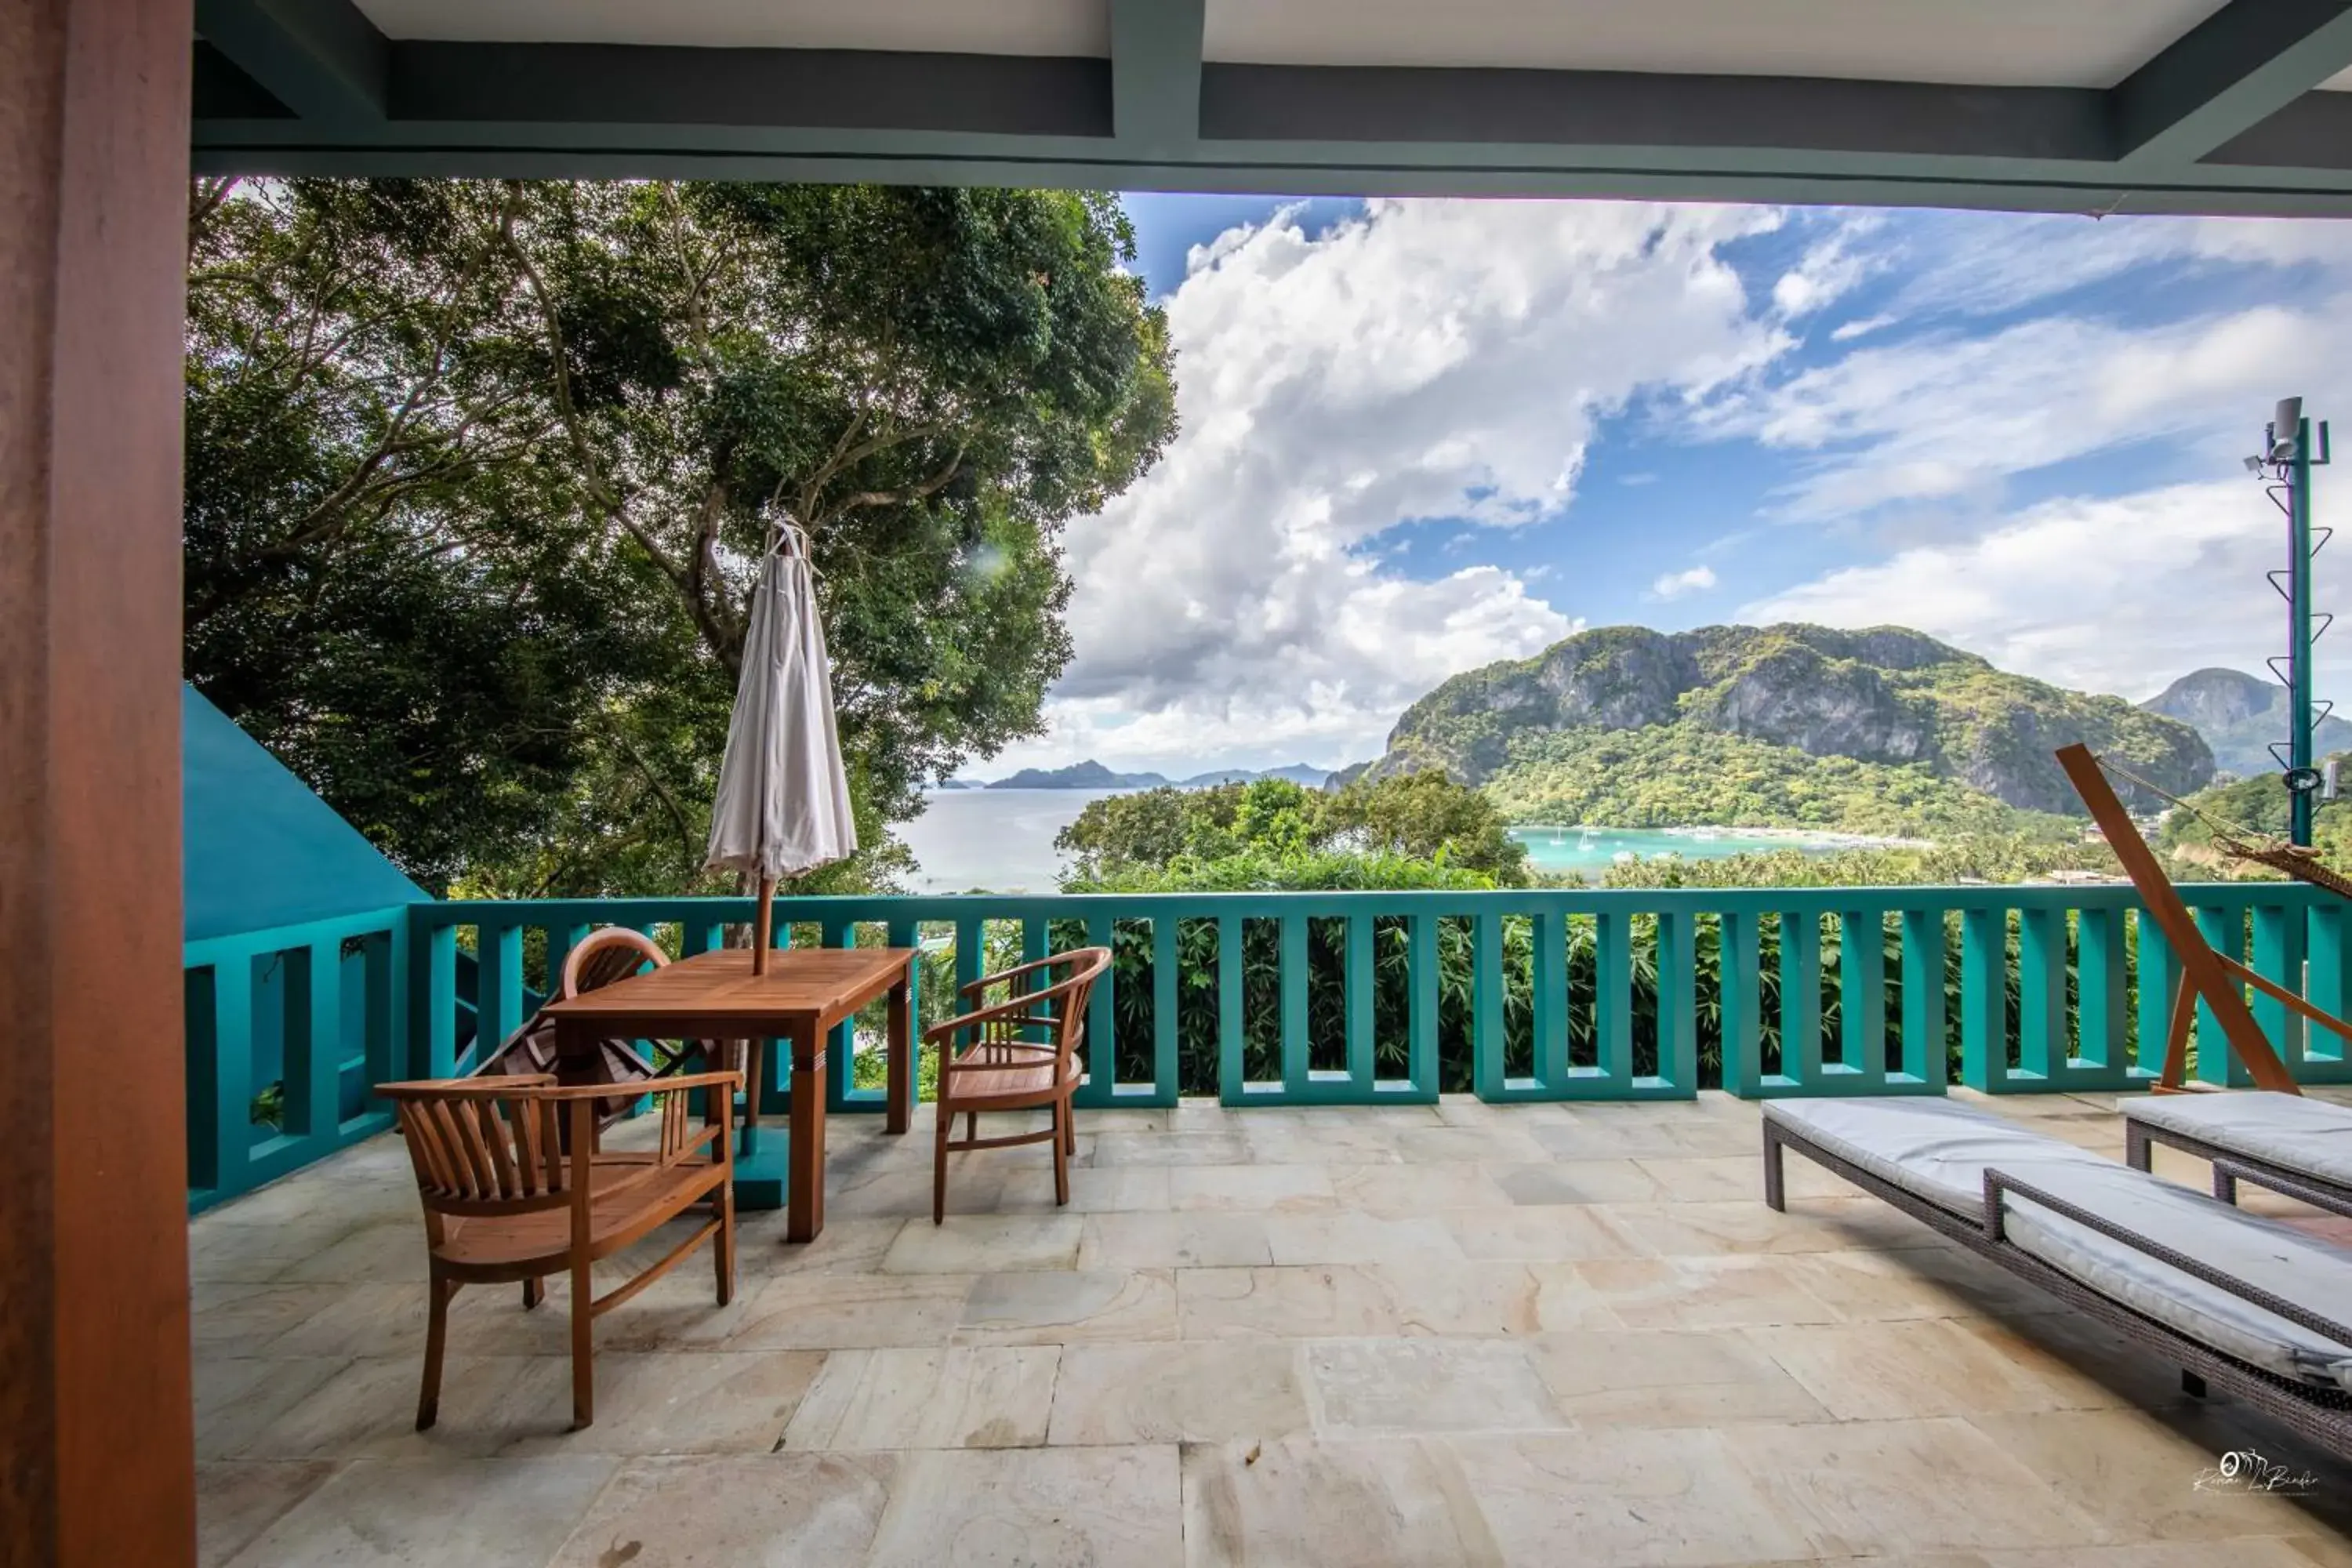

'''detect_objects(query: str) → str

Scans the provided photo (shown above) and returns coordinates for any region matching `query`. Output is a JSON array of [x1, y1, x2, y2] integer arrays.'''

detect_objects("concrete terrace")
[[192, 1093, 2352, 1566]]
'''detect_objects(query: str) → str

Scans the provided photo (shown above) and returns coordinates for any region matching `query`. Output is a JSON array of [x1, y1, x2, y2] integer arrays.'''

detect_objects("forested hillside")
[[1370, 622, 2211, 837]]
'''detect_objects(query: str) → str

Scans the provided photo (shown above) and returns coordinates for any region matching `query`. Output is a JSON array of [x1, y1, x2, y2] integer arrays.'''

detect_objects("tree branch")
[[817, 443, 967, 524], [496, 183, 689, 593], [188, 176, 240, 262]]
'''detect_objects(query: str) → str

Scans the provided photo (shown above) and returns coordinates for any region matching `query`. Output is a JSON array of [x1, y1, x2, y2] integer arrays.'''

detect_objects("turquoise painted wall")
[[182, 684, 426, 942]]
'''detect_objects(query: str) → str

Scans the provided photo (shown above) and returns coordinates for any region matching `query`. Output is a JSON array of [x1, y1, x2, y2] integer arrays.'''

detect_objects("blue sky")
[[986, 193, 2352, 776]]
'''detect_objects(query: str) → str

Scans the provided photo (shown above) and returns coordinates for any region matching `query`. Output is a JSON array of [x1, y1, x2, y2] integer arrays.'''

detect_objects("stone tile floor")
[[192, 1091, 2352, 1566]]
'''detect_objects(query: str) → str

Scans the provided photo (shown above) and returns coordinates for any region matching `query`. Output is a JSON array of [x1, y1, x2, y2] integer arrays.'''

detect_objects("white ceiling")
[[354, 2, 2335, 96], [1203, 0, 2227, 87], [354, 0, 1109, 55]]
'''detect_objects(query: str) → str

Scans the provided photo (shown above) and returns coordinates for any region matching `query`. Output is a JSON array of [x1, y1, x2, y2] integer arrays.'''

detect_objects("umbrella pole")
[[752, 873, 775, 975]]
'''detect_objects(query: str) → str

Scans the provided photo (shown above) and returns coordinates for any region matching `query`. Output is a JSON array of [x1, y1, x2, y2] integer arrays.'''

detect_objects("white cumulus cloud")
[[1743, 479, 2352, 702], [1651, 564, 1719, 600], [1704, 297, 2352, 519], [1002, 198, 1810, 773]]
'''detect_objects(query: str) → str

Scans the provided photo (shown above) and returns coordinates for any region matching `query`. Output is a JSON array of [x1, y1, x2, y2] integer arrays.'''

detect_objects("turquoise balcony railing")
[[184, 905, 412, 1211], [183, 883, 2352, 1210]]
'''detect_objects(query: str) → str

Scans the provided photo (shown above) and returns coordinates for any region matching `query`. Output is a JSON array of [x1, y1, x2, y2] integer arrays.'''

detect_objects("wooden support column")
[[2, 2, 196, 1565]]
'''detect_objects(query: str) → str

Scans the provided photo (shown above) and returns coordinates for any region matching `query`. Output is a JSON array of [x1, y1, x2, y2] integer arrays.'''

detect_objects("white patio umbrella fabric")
[[706, 529, 857, 967]]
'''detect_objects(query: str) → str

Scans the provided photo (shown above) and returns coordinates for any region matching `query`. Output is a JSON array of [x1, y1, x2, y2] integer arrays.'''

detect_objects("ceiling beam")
[[2111, 0, 2352, 166], [388, 43, 1109, 138], [194, 0, 386, 122], [185, 34, 2352, 215], [1111, 0, 1204, 156], [2209, 88, 2352, 169], [1203, 65, 2109, 165]]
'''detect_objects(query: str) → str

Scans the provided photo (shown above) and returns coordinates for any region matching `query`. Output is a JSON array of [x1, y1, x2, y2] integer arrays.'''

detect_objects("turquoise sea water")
[[900, 789, 1120, 892], [1510, 826, 1860, 877], [900, 789, 1866, 892]]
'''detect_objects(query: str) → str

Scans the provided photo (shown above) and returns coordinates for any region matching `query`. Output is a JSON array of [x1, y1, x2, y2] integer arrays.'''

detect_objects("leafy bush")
[[1058, 774, 1530, 887]]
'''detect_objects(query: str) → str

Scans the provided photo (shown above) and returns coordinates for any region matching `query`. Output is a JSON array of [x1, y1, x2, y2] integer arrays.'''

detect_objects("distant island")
[[1358, 622, 2215, 840], [989, 760, 1172, 789], [968, 760, 1337, 790]]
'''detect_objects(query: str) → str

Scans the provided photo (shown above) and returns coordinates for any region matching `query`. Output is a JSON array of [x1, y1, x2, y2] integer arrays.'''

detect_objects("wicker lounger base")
[[1763, 1117, 2352, 1461], [2124, 1120, 2352, 1221]]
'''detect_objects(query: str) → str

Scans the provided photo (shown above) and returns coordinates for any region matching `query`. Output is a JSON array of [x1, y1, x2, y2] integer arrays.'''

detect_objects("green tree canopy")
[[184, 178, 1175, 893], [1055, 775, 1530, 891]]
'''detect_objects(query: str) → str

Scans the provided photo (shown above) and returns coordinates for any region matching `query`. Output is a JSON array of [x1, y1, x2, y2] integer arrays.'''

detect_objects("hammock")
[[2096, 755, 2352, 902]]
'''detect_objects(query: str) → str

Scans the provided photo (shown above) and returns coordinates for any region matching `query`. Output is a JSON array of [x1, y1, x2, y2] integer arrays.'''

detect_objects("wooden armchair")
[[471, 927, 719, 1132], [927, 948, 1112, 1223], [377, 1069, 740, 1431]]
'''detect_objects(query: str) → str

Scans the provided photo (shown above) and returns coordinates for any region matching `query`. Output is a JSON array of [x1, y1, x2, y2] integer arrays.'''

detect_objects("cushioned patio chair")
[[2125, 1091, 2352, 1219], [379, 1069, 740, 1432], [927, 946, 1112, 1223], [1763, 1095, 2352, 1458]]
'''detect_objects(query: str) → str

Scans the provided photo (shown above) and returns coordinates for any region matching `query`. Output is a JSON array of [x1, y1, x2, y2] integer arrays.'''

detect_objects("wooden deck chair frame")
[[927, 947, 1112, 1223], [379, 1069, 742, 1431], [2058, 742, 2335, 1094]]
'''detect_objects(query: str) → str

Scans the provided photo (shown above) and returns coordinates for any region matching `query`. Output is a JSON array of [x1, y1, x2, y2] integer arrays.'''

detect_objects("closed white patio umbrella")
[[706, 528, 858, 972]]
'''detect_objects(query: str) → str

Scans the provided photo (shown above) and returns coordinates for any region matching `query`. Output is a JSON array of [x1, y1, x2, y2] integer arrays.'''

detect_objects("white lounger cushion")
[[2122, 1091, 2352, 1189], [1765, 1096, 2352, 1394], [1758, 1096, 2114, 1214]]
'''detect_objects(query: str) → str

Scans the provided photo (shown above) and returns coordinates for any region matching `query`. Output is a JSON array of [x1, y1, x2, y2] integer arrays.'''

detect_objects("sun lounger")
[[1762, 1095, 2352, 1457], [2124, 1091, 2352, 1219]]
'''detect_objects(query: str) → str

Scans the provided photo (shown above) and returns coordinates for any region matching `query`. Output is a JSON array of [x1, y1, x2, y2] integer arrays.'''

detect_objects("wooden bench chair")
[[378, 1069, 740, 1431], [470, 927, 722, 1130], [927, 947, 1112, 1223]]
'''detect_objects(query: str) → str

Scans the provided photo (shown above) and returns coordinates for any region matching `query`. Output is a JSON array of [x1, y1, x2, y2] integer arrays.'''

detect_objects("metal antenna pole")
[[2260, 399, 2333, 848], [2291, 415, 2316, 848]]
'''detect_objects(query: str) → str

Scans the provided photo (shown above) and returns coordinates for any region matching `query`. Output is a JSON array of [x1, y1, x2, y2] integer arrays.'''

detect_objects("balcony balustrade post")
[[1344, 914, 1375, 1091], [1780, 911, 1824, 1088], [2308, 900, 2352, 1075], [1472, 910, 1507, 1100], [2017, 906, 2067, 1086], [1216, 915, 1245, 1104], [1152, 913, 1181, 1103], [1897, 907, 1949, 1091], [1406, 913, 1440, 1099], [1838, 910, 1886, 1091], [1958, 907, 2009, 1091], [2074, 906, 2129, 1086], [2193, 904, 2250, 1087], [1719, 909, 1766, 1097], [1531, 909, 1569, 1093], [2134, 913, 2182, 1083], [1653, 909, 1698, 1094], [2252, 900, 2308, 1071], [1593, 909, 1635, 1092]]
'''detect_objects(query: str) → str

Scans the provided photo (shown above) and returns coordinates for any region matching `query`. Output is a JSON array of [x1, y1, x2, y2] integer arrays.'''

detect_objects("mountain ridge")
[[2140, 666, 2352, 779], [1367, 622, 2213, 830]]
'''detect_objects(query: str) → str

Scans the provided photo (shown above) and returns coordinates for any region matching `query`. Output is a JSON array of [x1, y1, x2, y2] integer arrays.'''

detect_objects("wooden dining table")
[[540, 946, 917, 1241]]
